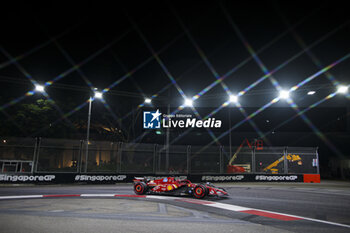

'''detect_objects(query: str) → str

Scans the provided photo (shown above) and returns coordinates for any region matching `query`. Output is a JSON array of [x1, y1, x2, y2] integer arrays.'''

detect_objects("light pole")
[[182, 97, 193, 174], [84, 90, 103, 172], [228, 108, 232, 158], [166, 103, 170, 172], [32, 84, 45, 173], [228, 95, 238, 158]]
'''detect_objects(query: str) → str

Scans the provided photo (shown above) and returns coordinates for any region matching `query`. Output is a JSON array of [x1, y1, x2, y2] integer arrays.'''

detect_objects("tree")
[[0, 99, 75, 138]]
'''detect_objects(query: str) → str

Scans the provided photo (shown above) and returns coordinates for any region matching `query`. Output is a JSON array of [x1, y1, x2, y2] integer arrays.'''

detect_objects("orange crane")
[[263, 154, 302, 174], [227, 138, 263, 173]]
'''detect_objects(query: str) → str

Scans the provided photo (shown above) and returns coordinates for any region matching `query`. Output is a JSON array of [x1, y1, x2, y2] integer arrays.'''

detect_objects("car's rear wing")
[[133, 177, 147, 183]]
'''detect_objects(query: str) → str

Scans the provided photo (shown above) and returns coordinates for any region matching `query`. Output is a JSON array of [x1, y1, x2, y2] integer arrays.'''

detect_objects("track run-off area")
[[0, 181, 349, 233]]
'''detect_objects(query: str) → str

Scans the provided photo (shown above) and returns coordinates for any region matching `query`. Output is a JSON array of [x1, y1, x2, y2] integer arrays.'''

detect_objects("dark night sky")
[[0, 1, 349, 159]]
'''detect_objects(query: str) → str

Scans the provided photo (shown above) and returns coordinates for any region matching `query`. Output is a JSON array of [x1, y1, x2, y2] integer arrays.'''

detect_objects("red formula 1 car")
[[133, 177, 228, 199]]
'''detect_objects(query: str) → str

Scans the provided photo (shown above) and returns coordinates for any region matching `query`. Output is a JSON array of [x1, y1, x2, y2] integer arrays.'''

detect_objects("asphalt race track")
[[0, 181, 349, 233]]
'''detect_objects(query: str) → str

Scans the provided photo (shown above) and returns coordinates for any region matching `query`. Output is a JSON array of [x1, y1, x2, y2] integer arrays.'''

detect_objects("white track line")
[[80, 194, 116, 197], [145, 195, 180, 200], [0, 195, 43, 199], [205, 202, 251, 212]]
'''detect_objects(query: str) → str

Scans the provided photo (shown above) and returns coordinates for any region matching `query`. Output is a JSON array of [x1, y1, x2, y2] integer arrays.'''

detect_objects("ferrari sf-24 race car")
[[133, 177, 228, 199]]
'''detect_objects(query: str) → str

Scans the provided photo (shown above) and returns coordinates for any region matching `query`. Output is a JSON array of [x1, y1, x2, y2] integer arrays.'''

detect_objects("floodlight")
[[307, 91, 316, 95], [184, 98, 193, 107], [94, 91, 103, 99], [35, 84, 45, 93], [144, 98, 152, 104], [279, 90, 289, 99], [229, 95, 238, 103], [337, 85, 348, 94]]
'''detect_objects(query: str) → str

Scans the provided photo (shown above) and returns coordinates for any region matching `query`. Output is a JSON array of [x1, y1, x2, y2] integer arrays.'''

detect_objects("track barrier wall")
[[0, 173, 310, 183], [0, 137, 320, 183]]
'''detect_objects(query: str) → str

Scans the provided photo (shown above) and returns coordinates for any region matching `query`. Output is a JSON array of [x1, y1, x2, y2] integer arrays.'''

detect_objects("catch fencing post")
[[284, 147, 288, 174], [157, 145, 161, 173], [316, 147, 320, 174], [153, 144, 157, 173], [252, 146, 256, 173], [31, 137, 39, 174], [219, 146, 223, 173], [33, 137, 41, 173], [117, 142, 123, 173], [77, 140, 83, 173], [187, 145, 191, 174]]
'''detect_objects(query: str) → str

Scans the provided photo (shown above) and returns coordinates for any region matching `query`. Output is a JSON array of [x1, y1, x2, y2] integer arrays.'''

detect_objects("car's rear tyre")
[[193, 185, 208, 199], [134, 182, 147, 195]]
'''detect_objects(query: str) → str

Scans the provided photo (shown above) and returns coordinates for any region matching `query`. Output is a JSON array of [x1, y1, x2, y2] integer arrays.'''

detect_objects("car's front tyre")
[[193, 185, 208, 199]]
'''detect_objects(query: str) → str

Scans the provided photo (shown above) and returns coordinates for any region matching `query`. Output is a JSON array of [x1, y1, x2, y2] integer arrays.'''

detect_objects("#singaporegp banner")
[[0, 173, 305, 183]]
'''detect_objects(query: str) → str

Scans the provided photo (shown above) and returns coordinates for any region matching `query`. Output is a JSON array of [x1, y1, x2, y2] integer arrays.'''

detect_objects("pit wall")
[[0, 173, 320, 184]]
